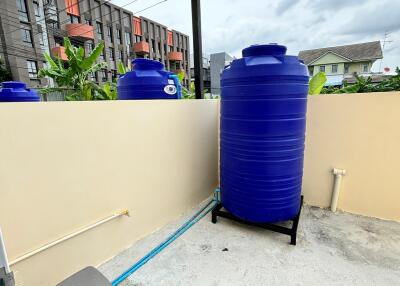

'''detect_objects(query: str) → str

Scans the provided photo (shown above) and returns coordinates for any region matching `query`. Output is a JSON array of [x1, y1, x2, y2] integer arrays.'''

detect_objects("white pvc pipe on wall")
[[331, 168, 346, 212], [9, 210, 129, 266], [0, 227, 11, 273]]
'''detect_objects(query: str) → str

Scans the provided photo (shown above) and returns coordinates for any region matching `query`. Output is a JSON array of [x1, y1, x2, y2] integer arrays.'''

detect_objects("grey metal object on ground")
[[56, 266, 110, 286], [0, 268, 15, 286]]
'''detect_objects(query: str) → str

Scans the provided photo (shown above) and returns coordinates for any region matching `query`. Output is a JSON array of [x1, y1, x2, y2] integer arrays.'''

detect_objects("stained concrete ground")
[[99, 203, 400, 286]]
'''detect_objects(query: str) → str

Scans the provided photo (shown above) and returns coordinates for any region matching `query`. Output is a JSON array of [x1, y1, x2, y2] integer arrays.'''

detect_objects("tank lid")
[[242, 44, 287, 57], [132, 58, 164, 70], [2, 81, 27, 89]]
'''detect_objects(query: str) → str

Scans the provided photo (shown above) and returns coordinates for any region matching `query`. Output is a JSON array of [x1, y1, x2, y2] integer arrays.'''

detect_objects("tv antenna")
[[378, 31, 393, 73]]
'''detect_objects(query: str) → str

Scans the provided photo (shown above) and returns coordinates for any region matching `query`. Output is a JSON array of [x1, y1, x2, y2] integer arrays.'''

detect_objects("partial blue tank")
[[220, 44, 309, 223], [0, 81, 40, 102], [118, 58, 181, 100]]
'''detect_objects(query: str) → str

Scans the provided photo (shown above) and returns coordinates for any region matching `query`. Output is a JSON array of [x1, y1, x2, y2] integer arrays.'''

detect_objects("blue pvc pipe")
[[111, 189, 220, 286]]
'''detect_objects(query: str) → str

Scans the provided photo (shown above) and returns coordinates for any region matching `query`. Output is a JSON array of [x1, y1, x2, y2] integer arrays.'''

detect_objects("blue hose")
[[111, 189, 220, 286]]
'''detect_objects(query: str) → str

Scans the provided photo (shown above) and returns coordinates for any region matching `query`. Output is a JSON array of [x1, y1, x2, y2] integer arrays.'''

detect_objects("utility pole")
[[378, 31, 393, 73], [191, 0, 204, 99]]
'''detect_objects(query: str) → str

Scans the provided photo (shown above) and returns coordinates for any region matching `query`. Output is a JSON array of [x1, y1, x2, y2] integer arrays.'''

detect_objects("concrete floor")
[[99, 203, 400, 286]]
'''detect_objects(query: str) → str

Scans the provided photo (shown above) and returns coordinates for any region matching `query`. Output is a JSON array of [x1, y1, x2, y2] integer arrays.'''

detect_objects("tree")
[[38, 37, 116, 100], [0, 58, 12, 82]]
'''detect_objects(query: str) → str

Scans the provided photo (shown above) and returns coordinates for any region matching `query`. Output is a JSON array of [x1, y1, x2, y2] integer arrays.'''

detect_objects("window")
[[99, 49, 105, 61], [87, 41, 94, 53], [21, 28, 33, 47], [107, 26, 113, 43], [33, 1, 41, 17], [26, 60, 38, 78], [135, 35, 142, 43], [331, 64, 338, 74], [69, 14, 80, 23], [123, 13, 130, 28], [96, 22, 103, 39], [100, 69, 107, 82], [39, 32, 44, 47], [319, 65, 325, 72], [111, 70, 117, 80], [89, 72, 96, 81], [344, 63, 349, 74], [66, 0, 80, 16], [151, 39, 155, 53], [133, 17, 142, 35], [167, 30, 173, 46], [362, 64, 369, 73], [85, 19, 92, 25], [124, 32, 131, 46], [109, 48, 115, 61], [308, 66, 314, 76], [116, 29, 122, 44], [16, 0, 29, 22], [118, 50, 124, 61]]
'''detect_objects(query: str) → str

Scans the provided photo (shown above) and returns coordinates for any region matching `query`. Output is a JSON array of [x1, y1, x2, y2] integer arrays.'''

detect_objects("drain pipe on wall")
[[331, 168, 346, 212]]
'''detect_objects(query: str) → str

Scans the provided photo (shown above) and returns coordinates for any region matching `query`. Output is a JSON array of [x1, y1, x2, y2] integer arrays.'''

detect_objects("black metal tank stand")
[[212, 196, 303, 245]]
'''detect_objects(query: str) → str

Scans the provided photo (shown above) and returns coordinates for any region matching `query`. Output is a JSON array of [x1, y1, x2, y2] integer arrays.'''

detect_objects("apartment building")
[[0, 0, 190, 88]]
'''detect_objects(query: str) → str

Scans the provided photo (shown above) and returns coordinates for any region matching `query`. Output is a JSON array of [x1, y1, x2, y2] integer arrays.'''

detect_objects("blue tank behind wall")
[[0, 81, 40, 102], [118, 58, 181, 100], [220, 44, 309, 223]]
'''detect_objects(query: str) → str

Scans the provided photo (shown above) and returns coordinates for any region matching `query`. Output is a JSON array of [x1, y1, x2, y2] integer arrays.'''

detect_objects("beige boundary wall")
[[1, 93, 400, 285], [0, 100, 219, 285], [303, 92, 400, 221]]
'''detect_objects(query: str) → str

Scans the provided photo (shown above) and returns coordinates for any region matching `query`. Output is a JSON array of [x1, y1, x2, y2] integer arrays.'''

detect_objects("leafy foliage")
[[0, 58, 12, 82], [38, 37, 114, 100], [177, 70, 212, 99], [320, 71, 400, 94], [308, 72, 327, 95]]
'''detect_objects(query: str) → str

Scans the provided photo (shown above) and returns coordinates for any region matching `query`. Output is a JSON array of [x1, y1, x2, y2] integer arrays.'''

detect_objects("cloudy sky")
[[113, 0, 400, 73]]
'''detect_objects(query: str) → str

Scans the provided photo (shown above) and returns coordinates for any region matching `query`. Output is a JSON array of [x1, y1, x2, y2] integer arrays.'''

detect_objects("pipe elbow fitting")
[[333, 168, 346, 176]]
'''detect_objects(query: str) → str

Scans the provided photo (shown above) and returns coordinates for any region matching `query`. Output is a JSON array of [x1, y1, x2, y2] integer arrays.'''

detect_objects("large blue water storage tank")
[[0, 81, 40, 102], [118, 58, 181, 100], [220, 44, 309, 223]]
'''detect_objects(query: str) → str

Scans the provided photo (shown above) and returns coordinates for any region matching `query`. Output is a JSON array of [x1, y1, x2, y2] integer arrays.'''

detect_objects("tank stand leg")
[[212, 196, 304, 245], [290, 196, 304, 245], [212, 203, 222, 224]]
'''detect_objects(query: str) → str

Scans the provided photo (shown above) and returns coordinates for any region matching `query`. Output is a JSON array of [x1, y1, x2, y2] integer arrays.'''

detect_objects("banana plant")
[[308, 72, 327, 95], [38, 37, 109, 100]]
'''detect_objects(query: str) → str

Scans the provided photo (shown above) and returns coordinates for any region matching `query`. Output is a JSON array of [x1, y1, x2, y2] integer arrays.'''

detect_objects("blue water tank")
[[118, 58, 181, 100], [220, 44, 309, 223], [0, 81, 40, 102]]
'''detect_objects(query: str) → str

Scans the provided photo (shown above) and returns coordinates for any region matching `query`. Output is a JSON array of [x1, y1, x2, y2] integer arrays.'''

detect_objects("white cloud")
[[112, 0, 400, 71]]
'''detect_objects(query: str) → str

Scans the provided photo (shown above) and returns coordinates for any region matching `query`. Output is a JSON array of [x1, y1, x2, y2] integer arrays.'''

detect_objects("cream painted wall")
[[303, 92, 400, 221], [0, 100, 219, 286], [1, 94, 400, 286]]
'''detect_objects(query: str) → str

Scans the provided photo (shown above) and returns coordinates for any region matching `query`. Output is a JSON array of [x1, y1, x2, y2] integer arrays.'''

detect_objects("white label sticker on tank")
[[168, 79, 174, 84], [164, 85, 177, 95]]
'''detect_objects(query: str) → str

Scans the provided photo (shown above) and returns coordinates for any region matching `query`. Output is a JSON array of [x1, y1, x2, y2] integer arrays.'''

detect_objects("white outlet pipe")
[[0, 227, 11, 273], [331, 168, 346, 212], [9, 210, 129, 266]]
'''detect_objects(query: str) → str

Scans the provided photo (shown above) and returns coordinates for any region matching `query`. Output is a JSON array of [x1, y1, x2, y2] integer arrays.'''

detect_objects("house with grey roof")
[[298, 41, 383, 86]]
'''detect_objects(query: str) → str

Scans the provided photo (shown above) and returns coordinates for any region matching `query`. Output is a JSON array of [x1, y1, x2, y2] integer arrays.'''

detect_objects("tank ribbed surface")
[[220, 44, 309, 223]]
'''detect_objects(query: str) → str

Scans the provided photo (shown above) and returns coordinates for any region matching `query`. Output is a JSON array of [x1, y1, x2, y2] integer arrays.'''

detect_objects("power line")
[[55, 0, 139, 39], [0, 0, 88, 36], [66, 0, 167, 40], [2, 0, 168, 71]]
